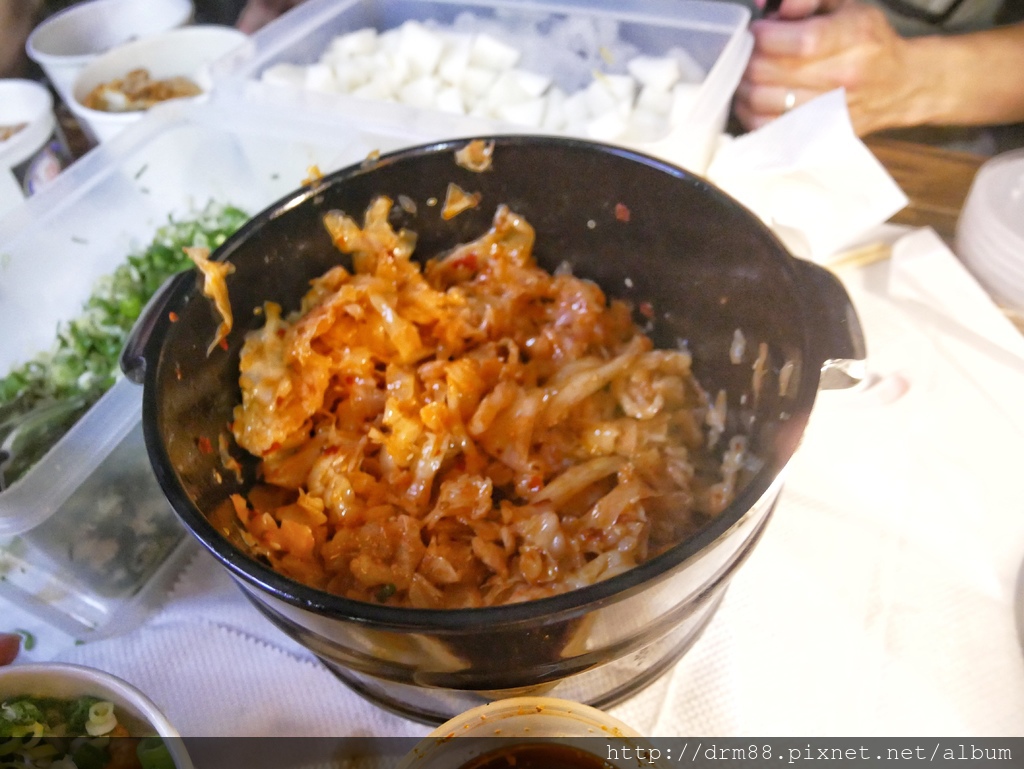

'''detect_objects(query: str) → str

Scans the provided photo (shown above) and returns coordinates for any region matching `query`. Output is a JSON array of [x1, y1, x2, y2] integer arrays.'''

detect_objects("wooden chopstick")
[[826, 241, 894, 270]]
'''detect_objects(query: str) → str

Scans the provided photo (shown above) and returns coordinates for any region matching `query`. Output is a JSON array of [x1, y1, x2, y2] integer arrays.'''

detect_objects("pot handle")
[[120, 274, 181, 385], [793, 259, 867, 390]]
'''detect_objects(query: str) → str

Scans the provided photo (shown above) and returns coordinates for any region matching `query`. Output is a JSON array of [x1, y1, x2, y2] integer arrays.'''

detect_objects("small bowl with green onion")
[[0, 662, 190, 768]]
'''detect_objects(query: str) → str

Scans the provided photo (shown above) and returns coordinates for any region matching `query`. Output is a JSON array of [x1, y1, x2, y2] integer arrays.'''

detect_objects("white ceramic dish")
[[955, 148, 1024, 311], [26, 0, 194, 107], [0, 662, 192, 767], [69, 24, 249, 144], [0, 79, 67, 216]]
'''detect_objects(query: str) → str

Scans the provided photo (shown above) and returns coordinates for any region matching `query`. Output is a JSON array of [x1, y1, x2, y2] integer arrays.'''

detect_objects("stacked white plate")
[[955, 148, 1024, 312]]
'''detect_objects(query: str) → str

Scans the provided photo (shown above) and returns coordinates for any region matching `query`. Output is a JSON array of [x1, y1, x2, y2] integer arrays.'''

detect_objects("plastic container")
[[0, 79, 71, 217], [211, 0, 752, 173], [26, 0, 194, 107], [0, 95, 434, 638], [69, 24, 249, 144]]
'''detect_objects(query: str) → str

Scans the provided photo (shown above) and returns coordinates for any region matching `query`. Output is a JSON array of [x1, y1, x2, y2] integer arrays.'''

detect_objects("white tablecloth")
[[5, 224, 1023, 736]]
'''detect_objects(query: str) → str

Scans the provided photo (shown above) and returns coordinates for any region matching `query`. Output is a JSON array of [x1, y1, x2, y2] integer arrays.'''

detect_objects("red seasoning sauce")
[[458, 743, 615, 769]]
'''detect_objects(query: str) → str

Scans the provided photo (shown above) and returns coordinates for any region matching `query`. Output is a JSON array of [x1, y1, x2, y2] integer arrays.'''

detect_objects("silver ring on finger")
[[783, 90, 797, 112]]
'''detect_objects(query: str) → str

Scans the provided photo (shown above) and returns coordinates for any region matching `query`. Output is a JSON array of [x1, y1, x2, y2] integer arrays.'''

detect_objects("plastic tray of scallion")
[[0, 94, 435, 637]]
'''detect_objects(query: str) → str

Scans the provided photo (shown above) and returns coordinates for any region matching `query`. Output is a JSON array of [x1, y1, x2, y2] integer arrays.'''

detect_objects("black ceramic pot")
[[122, 135, 865, 724]]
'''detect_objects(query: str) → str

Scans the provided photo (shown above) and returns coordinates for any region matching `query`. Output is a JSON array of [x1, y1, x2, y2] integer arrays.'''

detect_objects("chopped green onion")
[[0, 203, 248, 486], [137, 737, 176, 769], [13, 630, 35, 651]]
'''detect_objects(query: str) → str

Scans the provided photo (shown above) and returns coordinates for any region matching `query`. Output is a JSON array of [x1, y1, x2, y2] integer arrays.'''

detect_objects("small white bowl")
[[0, 662, 192, 767], [68, 24, 249, 144], [396, 697, 652, 769], [0, 79, 68, 215], [26, 0, 194, 107], [954, 147, 1024, 312]]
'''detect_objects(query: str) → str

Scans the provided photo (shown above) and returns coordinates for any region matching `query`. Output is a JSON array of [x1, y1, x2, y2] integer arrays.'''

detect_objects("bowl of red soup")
[[121, 135, 865, 723]]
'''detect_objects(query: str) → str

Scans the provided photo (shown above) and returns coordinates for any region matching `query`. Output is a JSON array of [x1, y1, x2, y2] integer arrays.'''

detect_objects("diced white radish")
[[601, 73, 637, 104], [584, 75, 633, 119], [261, 62, 307, 89], [468, 99, 491, 118], [460, 65, 498, 97], [669, 46, 706, 83], [398, 21, 445, 77], [258, 17, 713, 147], [561, 89, 591, 124], [377, 27, 401, 55], [541, 86, 568, 131], [495, 96, 546, 127], [304, 63, 338, 93], [585, 109, 628, 141], [485, 70, 534, 106], [669, 81, 701, 125], [352, 73, 396, 101], [621, 108, 669, 143], [397, 75, 441, 108], [370, 49, 410, 90], [468, 32, 521, 70], [435, 85, 466, 114], [562, 118, 589, 139], [635, 84, 673, 116], [331, 59, 372, 92], [325, 27, 378, 60], [583, 79, 617, 117], [438, 37, 472, 85], [626, 55, 680, 92], [509, 69, 551, 98]]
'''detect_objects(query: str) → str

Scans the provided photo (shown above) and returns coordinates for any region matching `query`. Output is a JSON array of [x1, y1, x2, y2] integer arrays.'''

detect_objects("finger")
[[236, 3, 278, 33], [269, 0, 305, 12], [768, 0, 829, 19], [752, 18, 820, 57], [744, 40, 859, 94], [732, 100, 775, 132], [751, 14, 852, 58], [784, 0, 850, 15], [735, 81, 813, 117], [743, 43, 820, 90]]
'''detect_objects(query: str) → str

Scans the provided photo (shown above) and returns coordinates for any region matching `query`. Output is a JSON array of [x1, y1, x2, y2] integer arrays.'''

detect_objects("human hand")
[[0, 0, 42, 78], [735, 0, 916, 135], [759, 0, 842, 20], [236, 0, 306, 34]]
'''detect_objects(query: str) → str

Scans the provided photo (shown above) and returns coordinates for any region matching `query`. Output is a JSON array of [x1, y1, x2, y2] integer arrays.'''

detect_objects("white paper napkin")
[[603, 228, 1024, 736], [54, 549, 431, 738], [707, 89, 908, 263]]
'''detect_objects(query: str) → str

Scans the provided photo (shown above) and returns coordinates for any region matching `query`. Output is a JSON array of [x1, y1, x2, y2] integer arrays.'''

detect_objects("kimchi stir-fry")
[[222, 198, 745, 607]]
